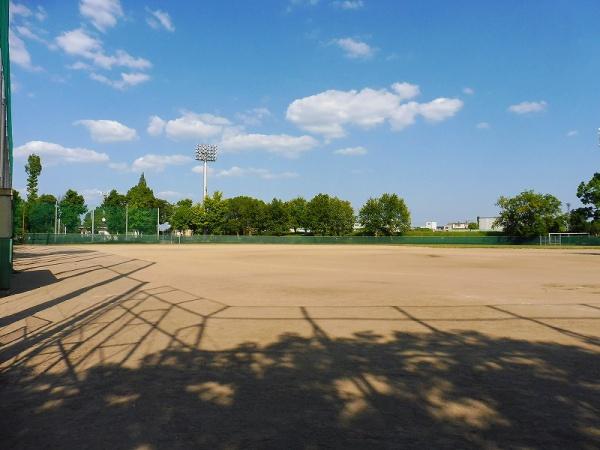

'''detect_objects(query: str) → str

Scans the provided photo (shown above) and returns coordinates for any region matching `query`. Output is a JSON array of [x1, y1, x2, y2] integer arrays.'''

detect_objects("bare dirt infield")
[[1, 244, 599, 449]]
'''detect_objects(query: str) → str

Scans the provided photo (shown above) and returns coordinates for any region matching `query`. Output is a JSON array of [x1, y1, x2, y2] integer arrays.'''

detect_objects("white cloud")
[[56, 28, 151, 70], [90, 72, 150, 90], [333, 37, 374, 59], [462, 87, 475, 95], [14, 140, 109, 164], [75, 119, 138, 142], [508, 100, 547, 114], [82, 188, 105, 204], [418, 98, 464, 122], [163, 112, 232, 140], [216, 166, 299, 180], [333, 1, 364, 10], [79, 0, 123, 32], [35, 6, 47, 22], [566, 130, 578, 137], [151, 111, 318, 158], [220, 133, 318, 158], [9, 2, 31, 20], [476, 122, 490, 129], [286, 82, 463, 138], [146, 9, 175, 32], [15, 26, 55, 49], [9, 29, 40, 71], [131, 154, 192, 173], [391, 82, 420, 101], [147, 115, 166, 136], [157, 191, 191, 201], [334, 146, 367, 156], [236, 107, 272, 126]]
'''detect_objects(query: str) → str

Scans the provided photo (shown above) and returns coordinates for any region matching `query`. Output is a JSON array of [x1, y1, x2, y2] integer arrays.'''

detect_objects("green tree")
[[100, 189, 128, 234], [59, 189, 87, 233], [224, 196, 267, 235], [286, 197, 308, 233], [359, 194, 410, 235], [126, 174, 158, 234], [28, 194, 56, 233], [495, 190, 566, 237], [306, 194, 332, 235], [266, 198, 290, 235], [329, 197, 355, 235], [12, 189, 24, 237], [25, 154, 42, 203], [170, 199, 196, 232], [196, 192, 227, 234], [358, 198, 383, 236], [574, 173, 600, 234], [468, 222, 479, 230], [127, 173, 156, 208], [306, 194, 355, 235]]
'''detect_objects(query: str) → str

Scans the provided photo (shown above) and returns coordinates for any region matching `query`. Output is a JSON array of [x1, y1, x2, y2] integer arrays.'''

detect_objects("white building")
[[478, 216, 503, 232], [424, 221, 437, 231], [444, 221, 469, 231]]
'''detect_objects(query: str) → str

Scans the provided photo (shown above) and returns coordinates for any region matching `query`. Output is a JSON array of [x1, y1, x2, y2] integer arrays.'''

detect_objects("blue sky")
[[8, 0, 600, 225]]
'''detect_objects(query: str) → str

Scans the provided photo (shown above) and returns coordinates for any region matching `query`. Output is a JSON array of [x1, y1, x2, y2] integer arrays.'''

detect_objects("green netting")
[[22, 205, 159, 238], [22, 233, 600, 246]]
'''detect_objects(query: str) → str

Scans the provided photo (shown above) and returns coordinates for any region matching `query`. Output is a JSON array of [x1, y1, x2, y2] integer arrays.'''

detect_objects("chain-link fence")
[[17, 204, 160, 239], [22, 232, 600, 246]]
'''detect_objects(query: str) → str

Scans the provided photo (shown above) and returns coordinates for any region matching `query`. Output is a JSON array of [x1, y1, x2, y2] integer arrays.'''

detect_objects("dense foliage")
[[495, 190, 566, 237], [16, 152, 600, 238], [570, 173, 600, 235]]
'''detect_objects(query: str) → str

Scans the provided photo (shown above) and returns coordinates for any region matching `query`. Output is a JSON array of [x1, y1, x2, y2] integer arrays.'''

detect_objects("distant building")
[[424, 221, 437, 231], [444, 221, 469, 231], [478, 216, 503, 232]]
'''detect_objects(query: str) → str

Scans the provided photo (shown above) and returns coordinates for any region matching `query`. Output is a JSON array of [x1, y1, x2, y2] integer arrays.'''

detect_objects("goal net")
[[542, 232, 590, 245]]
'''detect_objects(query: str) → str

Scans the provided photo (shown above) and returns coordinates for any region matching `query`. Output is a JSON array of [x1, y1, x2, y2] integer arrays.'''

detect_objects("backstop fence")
[[17, 205, 161, 238]]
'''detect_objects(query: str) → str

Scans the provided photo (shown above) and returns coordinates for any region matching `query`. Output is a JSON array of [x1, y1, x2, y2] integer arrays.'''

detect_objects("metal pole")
[[54, 202, 58, 235], [125, 204, 128, 240], [91, 208, 95, 242], [203, 159, 208, 201], [157, 207, 160, 241]]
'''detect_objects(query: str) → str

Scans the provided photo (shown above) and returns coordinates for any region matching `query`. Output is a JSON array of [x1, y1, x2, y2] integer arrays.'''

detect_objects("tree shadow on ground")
[[1, 329, 598, 449]]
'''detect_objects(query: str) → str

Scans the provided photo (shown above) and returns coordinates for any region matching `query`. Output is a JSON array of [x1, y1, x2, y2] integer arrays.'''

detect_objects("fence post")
[[91, 208, 94, 242], [157, 207, 160, 242], [125, 204, 128, 241]]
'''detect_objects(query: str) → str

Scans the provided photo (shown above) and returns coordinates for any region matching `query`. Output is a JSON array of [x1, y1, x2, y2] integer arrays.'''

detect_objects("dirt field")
[[1, 244, 599, 449]]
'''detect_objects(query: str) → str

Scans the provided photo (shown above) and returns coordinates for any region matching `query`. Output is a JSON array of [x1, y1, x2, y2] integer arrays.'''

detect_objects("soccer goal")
[[542, 232, 590, 245]]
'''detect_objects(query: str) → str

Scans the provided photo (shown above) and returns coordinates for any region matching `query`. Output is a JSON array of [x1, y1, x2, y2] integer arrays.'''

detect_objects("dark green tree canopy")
[[359, 193, 411, 236], [25, 154, 42, 203], [127, 173, 157, 208], [495, 190, 566, 237], [59, 189, 87, 233]]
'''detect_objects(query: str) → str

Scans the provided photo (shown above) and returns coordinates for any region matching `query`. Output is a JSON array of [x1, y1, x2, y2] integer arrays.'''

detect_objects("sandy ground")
[[1, 244, 599, 449]]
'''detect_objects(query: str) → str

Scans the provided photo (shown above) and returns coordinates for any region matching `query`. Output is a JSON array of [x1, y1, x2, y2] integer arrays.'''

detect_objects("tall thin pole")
[[54, 202, 58, 235], [203, 159, 208, 201], [125, 204, 128, 239], [91, 208, 95, 242], [157, 207, 160, 241]]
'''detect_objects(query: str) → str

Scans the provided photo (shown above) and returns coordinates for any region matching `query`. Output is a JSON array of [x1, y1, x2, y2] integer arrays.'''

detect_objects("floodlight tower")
[[195, 144, 217, 201]]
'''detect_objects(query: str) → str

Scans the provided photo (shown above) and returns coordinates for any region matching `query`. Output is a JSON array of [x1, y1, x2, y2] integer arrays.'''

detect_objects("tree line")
[[13, 154, 411, 237], [11, 154, 600, 238]]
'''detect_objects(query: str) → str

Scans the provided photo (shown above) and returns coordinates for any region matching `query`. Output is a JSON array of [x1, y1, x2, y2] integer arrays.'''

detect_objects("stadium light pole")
[[195, 144, 217, 202]]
